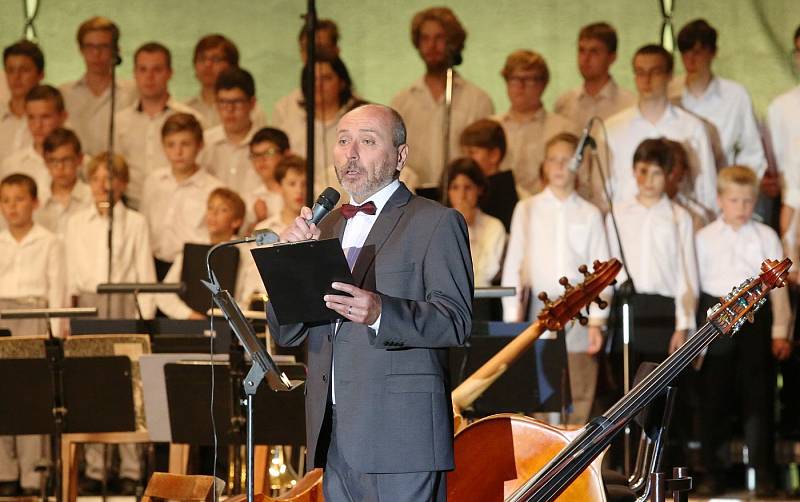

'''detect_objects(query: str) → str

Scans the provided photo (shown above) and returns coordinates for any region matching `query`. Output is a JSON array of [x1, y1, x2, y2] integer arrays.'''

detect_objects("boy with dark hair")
[[670, 19, 765, 180], [0, 85, 68, 203], [255, 154, 307, 234], [0, 173, 66, 496], [244, 127, 290, 232], [115, 42, 202, 209], [60, 16, 137, 156], [458, 118, 517, 231], [201, 67, 262, 196], [695, 165, 791, 496], [36, 127, 91, 234], [1, 40, 44, 162], [141, 113, 223, 279], [555, 22, 636, 126]]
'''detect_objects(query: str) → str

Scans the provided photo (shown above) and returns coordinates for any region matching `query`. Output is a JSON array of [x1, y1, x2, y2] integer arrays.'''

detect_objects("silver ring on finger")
[[348, 306, 352, 315]]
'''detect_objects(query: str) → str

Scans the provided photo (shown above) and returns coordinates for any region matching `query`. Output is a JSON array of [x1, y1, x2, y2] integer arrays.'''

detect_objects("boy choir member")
[[0, 173, 66, 496], [0, 41, 43, 162], [36, 128, 91, 235], [114, 42, 202, 209], [140, 113, 223, 279], [391, 6, 493, 189], [493, 50, 577, 197], [243, 127, 290, 233], [185, 34, 266, 129], [554, 22, 636, 126], [200, 67, 262, 196], [605, 44, 717, 213], [502, 132, 610, 425], [670, 19, 766, 177], [254, 154, 307, 235], [694, 165, 792, 496], [59, 17, 138, 157], [664, 139, 716, 231]]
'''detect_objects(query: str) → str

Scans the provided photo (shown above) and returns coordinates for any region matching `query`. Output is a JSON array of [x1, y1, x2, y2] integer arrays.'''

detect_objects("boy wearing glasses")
[[242, 127, 290, 234], [36, 128, 91, 235]]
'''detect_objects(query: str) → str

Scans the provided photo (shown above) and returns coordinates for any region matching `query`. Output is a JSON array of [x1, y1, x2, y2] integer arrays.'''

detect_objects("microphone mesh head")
[[320, 187, 340, 209]]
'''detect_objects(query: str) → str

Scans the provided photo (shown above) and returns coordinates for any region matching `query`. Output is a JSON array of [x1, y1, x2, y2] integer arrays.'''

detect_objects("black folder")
[[251, 238, 354, 325]]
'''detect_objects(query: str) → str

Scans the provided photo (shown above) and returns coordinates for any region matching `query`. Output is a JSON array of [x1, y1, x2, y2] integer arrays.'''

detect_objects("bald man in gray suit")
[[267, 104, 473, 501]]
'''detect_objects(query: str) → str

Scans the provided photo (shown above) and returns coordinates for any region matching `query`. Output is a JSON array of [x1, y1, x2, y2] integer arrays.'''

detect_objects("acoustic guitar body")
[[447, 414, 605, 502]]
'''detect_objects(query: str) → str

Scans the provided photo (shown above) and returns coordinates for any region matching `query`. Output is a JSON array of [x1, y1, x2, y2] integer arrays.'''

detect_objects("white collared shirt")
[[767, 85, 800, 208], [605, 103, 718, 211], [501, 188, 611, 353], [493, 108, 578, 196], [696, 218, 790, 339], [64, 202, 156, 318], [0, 145, 51, 201], [0, 101, 31, 163], [607, 196, 699, 330], [59, 76, 138, 156], [185, 94, 267, 130], [671, 75, 765, 177], [554, 77, 637, 127], [0, 224, 67, 311], [468, 209, 506, 288], [244, 184, 283, 233], [200, 123, 262, 197], [140, 167, 224, 262], [391, 74, 494, 187], [35, 180, 92, 236], [114, 98, 205, 208]]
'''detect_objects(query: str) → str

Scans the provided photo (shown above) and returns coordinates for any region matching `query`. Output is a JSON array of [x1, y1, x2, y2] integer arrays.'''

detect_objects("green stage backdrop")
[[1, 0, 798, 119]]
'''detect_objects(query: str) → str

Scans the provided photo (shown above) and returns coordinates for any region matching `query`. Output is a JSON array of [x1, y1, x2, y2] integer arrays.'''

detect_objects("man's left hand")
[[324, 282, 382, 325], [773, 338, 792, 361]]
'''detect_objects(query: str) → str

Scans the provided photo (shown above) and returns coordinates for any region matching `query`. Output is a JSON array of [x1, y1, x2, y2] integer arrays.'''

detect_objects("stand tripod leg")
[[247, 394, 254, 502]]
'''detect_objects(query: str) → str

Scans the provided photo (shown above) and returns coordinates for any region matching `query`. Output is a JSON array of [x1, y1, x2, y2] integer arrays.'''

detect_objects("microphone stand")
[[439, 50, 462, 205], [304, 0, 316, 208], [105, 49, 122, 313]]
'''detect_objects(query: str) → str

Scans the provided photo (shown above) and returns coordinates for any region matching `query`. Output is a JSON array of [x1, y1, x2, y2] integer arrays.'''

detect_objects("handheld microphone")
[[568, 117, 597, 172], [307, 187, 340, 225]]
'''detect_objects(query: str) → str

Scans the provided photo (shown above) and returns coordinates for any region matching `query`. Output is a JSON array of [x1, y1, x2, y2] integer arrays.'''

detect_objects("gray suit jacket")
[[267, 183, 473, 473]]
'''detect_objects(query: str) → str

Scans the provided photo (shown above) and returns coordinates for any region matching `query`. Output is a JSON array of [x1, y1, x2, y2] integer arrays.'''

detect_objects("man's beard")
[[335, 158, 396, 201]]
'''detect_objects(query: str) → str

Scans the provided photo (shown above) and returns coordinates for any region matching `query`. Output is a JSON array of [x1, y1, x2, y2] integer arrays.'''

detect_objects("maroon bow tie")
[[340, 201, 377, 219]]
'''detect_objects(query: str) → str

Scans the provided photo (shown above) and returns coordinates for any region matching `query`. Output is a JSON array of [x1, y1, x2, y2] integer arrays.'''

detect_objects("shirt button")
[[322, 374, 328, 383]]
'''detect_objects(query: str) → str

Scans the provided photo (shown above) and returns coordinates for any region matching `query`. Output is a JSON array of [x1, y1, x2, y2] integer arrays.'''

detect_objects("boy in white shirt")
[[157, 187, 262, 319], [140, 112, 223, 279], [607, 138, 699, 363], [36, 128, 91, 235], [0, 173, 66, 496], [0, 40, 43, 162], [255, 154, 307, 235], [502, 132, 611, 425], [695, 165, 791, 496], [243, 127, 289, 234]]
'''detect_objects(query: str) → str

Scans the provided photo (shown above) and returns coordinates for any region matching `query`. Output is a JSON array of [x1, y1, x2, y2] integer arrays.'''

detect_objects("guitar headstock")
[[708, 258, 792, 335], [537, 259, 622, 332]]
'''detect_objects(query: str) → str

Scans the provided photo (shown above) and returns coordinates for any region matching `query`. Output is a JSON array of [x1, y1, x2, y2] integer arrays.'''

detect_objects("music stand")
[[97, 282, 184, 320]]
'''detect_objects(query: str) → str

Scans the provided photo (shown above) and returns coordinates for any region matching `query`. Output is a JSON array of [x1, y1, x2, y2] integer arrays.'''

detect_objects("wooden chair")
[[141, 472, 223, 502]]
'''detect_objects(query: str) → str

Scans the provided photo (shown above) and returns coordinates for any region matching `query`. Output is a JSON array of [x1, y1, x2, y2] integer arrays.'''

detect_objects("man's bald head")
[[344, 104, 407, 149]]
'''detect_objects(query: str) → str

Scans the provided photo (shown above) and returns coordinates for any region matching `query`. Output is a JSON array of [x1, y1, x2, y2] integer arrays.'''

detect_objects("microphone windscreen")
[[319, 187, 340, 210]]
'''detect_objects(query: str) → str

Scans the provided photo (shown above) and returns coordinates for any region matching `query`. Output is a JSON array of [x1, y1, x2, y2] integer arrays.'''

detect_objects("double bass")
[[448, 258, 791, 501]]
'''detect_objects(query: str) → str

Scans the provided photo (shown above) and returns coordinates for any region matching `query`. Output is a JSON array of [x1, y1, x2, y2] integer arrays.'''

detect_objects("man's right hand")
[[280, 206, 321, 242]]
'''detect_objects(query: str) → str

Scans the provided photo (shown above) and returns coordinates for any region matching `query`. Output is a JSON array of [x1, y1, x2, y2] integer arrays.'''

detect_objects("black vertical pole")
[[305, 0, 317, 207]]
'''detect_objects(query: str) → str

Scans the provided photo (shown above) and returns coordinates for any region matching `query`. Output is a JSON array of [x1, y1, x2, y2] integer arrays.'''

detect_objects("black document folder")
[[251, 238, 354, 325]]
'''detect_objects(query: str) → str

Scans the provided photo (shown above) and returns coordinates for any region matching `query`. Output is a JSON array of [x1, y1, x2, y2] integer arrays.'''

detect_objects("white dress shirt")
[[59, 77, 138, 156], [0, 101, 31, 163], [0, 224, 67, 311], [64, 202, 157, 318], [185, 94, 267, 130], [35, 180, 92, 236], [501, 188, 611, 353], [114, 98, 205, 208], [554, 77, 637, 127], [696, 218, 790, 339], [605, 103, 718, 212], [767, 85, 800, 208], [200, 123, 262, 196], [0, 146, 51, 200], [140, 167, 224, 262], [157, 241, 263, 319], [244, 184, 283, 233], [494, 108, 578, 196], [255, 213, 290, 236], [271, 88, 303, 132], [468, 209, 506, 287], [671, 76, 766, 177], [391, 74, 494, 187], [607, 196, 699, 330]]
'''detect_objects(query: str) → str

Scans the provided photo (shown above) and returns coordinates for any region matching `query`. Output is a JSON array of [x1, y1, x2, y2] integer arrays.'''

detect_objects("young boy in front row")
[[501, 132, 611, 425], [157, 187, 263, 319], [0, 173, 66, 496], [695, 165, 792, 496], [242, 127, 290, 234], [254, 154, 307, 235]]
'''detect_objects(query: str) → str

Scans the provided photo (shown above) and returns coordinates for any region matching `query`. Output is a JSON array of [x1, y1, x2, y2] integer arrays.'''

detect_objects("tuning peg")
[[577, 313, 589, 326], [559, 276, 573, 290], [594, 298, 608, 309], [593, 260, 601, 270], [537, 291, 552, 306], [578, 264, 590, 277]]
